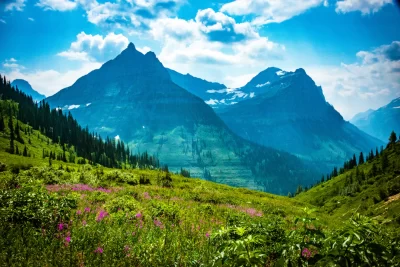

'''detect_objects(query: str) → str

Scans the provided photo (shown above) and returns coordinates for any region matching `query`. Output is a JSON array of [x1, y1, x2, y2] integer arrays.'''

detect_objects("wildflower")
[[205, 232, 210, 238], [76, 210, 82, 216], [94, 247, 104, 254], [143, 192, 151, 200], [302, 248, 312, 259], [65, 236, 71, 244], [132, 232, 136, 236], [58, 223, 64, 231], [84, 207, 91, 213], [154, 219, 164, 229], [124, 245, 130, 252], [96, 210, 109, 222], [135, 212, 142, 219], [82, 220, 87, 226]]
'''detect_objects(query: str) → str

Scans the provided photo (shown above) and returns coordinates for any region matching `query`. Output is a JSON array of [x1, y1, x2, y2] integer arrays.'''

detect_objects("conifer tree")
[[23, 146, 28, 157], [359, 152, 365, 165]]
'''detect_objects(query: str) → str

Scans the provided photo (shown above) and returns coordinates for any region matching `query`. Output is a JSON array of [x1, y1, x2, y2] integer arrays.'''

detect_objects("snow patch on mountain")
[[68, 105, 80, 110], [256, 82, 270, 88]]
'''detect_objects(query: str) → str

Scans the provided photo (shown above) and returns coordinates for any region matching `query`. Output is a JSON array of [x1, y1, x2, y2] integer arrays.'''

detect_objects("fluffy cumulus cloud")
[[220, 0, 324, 25], [308, 41, 400, 119], [4, 0, 26, 11], [81, 0, 183, 32], [36, 0, 78, 11], [335, 0, 392, 14], [57, 31, 129, 62], [150, 8, 285, 85]]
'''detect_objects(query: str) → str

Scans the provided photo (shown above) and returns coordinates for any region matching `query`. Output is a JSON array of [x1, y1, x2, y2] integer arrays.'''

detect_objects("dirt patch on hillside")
[[385, 193, 400, 205]]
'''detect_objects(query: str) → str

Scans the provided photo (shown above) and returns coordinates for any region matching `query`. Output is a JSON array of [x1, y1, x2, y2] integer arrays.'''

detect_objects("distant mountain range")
[[46, 43, 317, 194], [351, 97, 400, 142], [11, 79, 45, 102], [216, 68, 383, 171]]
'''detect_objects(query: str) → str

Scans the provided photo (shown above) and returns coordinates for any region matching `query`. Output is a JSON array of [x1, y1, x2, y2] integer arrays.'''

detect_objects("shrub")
[[106, 195, 140, 213]]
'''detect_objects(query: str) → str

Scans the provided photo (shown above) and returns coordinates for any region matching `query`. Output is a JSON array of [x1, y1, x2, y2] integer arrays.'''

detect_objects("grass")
[[0, 118, 400, 266]]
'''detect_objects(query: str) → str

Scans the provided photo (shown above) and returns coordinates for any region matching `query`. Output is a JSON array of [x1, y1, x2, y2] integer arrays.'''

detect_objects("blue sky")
[[0, 0, 399, 119]]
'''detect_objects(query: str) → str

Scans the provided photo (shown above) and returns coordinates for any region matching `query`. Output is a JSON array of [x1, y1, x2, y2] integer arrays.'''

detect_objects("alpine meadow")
[[1, 0, 400, 266]]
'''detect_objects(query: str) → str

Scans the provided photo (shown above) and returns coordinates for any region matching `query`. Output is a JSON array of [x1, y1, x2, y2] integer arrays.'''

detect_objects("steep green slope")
[[296, 137, 400, 226]]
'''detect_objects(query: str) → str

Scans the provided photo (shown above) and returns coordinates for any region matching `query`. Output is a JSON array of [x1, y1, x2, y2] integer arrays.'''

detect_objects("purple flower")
[[58, 223, 64, 231], [154, 219, 164, 229], [302, 248, 312, 259], [65, 236, 71, 243], [76, 210, 82, 215], [124, 245, 130, 252], [94, 247, 104, 254], [205, 232, 210, 238], [82, 220, 87, 226], [135, 212, 142, 219], [96, 210, 109, 222], [84, 207, 91, 213]]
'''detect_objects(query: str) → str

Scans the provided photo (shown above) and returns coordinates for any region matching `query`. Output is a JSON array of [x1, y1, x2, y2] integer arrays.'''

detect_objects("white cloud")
[[137, 46, 151, 54], [336, 0, 392, 14], [58, 31, 129, 62], [2, 61, 102, 96], [150, 10, 284, 81], [0, 19, 6, 24], [2, 58, 24, 71], [83, 0, 183, 31], [307, 41, 400, 119], [36, 0, 77, 11], [4, 0, 25, 11], [28, 17, 35, 21], [220, 0, 324, 25]]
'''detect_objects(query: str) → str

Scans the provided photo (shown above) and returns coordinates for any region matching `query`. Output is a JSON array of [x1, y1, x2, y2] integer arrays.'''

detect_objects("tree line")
[[0, 74, 159, 169]]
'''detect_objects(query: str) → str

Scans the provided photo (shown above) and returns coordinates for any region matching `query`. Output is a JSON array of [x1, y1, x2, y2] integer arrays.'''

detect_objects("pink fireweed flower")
[[58, 223, 64, 231], [84, 207, 91, 213], [124, 245, 130, 252], [135, 212, 142, 219], [96, 210, 109, 222], [154, 219, 164, 229], [76, 210, 82, 215], [94, 247, 104, 254], [143, 192, 151, 200], [205, 232, 210, 238], [302, 248, 312, 259], [82, 220, 87, 226], [65, 236, 71, 244]]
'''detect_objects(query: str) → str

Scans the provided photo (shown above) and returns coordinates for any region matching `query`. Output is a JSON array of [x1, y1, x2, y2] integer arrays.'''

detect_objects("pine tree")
[[23, 146, 28, 157], [389, 131, 397, 145], [0, 116, 4, 131], [358, 152, 365, 165]]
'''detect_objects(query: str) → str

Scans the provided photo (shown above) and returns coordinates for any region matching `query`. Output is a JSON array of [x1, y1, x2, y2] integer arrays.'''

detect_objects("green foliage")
[[106, 195, 140, 213], [0, 186, 77, 228]]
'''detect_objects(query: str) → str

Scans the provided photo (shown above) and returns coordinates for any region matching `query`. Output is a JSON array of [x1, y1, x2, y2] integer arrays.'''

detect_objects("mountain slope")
[[11, 79, 45, 102], [217, 68, 383, 172], [167, 68, 227, 101], [351, 97, 400, 142], [45, 44, 318, 194], [296, 138, 400, 226]]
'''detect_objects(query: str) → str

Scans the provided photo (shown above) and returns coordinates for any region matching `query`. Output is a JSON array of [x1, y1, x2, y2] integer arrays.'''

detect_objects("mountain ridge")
[[11, 79, 45, 102]]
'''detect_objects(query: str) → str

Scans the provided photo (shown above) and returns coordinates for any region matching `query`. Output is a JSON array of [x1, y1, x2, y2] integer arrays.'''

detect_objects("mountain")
[[217, 68, 383, 172], [351, 97, 400, 142], [46, 43, 318, 194], [11, 79, 45, 102], [167, 68, 227, 101]]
